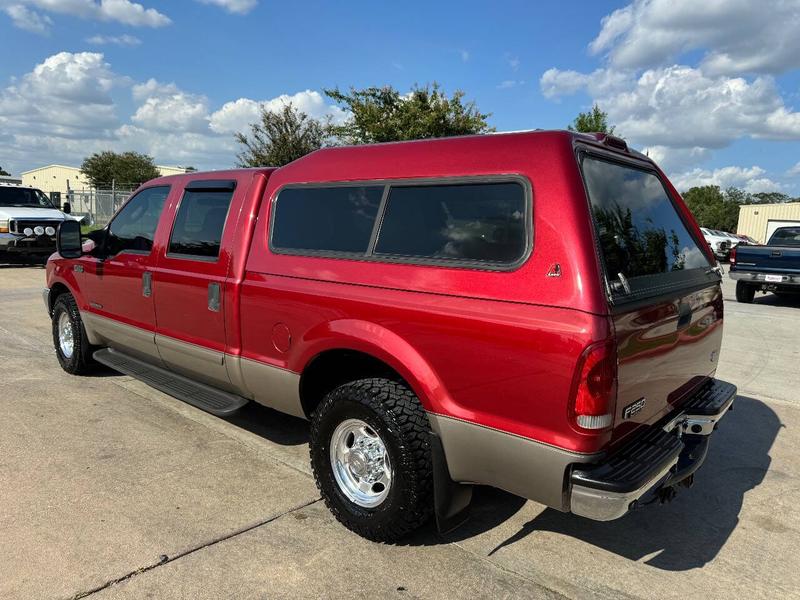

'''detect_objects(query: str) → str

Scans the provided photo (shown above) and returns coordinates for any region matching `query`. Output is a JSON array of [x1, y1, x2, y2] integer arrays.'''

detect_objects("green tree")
[[325, 83, 492, 144], [752, 191, 791, 204], [682, 185, 743, 232], [568, 104, 616, 134], [80, 151, 161, 188], [236, 102, 331, 167], [0, 166, 10, 176]]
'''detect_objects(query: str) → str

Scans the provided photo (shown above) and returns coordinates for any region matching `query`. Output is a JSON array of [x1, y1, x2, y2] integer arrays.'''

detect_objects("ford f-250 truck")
[[45, 131, 736, 542], [730, 226, 800, 302]]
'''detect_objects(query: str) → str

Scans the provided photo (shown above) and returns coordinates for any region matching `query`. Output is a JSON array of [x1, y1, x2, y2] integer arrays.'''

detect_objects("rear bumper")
[[730, 271, 800, 286], [569, 379, 736, 521]]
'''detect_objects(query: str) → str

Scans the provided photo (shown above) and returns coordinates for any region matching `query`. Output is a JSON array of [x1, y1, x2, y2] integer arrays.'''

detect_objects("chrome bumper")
[[730, 271, 800, 286], [42, 288, 50, 314], [569, 380, 736, 521]]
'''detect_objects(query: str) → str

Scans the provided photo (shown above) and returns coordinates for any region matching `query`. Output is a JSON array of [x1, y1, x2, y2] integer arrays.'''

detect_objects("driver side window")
[[106, 186, 170, 256]]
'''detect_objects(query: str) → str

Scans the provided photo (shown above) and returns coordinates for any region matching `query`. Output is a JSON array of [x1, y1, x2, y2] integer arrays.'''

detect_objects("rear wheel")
[[735, 281, 756, 303], [51, 293, 96, 374], [309, 377, 434, 542]]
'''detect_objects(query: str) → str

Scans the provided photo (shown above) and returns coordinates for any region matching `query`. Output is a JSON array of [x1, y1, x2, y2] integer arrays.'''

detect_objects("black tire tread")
[[309, 377, 433, 542], [735, 280, 756, 303], [51, 293, 96, 375]]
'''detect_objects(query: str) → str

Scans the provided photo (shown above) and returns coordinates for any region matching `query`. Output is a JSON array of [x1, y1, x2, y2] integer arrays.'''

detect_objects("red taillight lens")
[[569, 341, 617, 431], [729, 246, 736, 265]]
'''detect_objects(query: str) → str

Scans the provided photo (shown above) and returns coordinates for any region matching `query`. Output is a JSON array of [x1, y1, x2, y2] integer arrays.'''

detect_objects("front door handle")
[[142, 271, 152, 297], [208, 282, 220, 312]]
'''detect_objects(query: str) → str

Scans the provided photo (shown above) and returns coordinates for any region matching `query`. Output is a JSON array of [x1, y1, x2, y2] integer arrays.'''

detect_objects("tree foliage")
[[235, 103, 331, 168], [0, 166, 10, 176], [678, 185, 800, 232], [80, 151, 161, 188], [325, 83, 493, 144], [568, 104, 616, 134]]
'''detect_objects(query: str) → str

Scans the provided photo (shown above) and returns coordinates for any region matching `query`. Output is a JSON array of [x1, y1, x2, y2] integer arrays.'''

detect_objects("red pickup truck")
[[45, 131, 735, 542]]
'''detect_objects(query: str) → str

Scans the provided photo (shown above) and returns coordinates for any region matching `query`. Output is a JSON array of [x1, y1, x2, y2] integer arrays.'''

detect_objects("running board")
[[93, 348, 249, 416]]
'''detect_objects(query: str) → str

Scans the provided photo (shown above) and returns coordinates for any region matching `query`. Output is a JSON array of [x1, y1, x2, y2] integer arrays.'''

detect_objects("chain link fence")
[[66, 185, 137, 228]]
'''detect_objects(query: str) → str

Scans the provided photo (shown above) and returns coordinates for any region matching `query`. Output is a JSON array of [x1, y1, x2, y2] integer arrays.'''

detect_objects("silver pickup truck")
[[730, 226, 800, 302]]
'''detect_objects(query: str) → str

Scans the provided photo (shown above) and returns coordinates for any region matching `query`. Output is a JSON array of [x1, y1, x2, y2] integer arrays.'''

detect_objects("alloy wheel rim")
[[330, 418, 392, 508], [58, 312, 74, 359]]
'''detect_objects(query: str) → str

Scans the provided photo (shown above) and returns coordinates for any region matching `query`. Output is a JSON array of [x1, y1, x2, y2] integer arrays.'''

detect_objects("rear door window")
[[581, 156, 713, 300], [374, 182, 527, 265], [168, 187, 234, 259]]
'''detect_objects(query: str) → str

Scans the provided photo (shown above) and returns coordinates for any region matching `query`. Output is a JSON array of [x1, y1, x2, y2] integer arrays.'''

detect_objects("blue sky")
[[1, 0, 799, 194]]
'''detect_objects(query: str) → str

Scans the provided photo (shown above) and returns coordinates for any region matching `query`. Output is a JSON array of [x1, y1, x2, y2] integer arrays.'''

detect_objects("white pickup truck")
[[0, 181, 82, 260]]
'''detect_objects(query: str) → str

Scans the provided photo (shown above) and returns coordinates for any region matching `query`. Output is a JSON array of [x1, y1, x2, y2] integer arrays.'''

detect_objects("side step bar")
[[94, 348, 249, 416]]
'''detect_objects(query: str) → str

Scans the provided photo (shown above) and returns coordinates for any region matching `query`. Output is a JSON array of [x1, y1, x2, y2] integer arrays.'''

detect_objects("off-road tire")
[[51, 293, 96, 374], [735, 281, 756, 304], [309, 377, 434, 542]]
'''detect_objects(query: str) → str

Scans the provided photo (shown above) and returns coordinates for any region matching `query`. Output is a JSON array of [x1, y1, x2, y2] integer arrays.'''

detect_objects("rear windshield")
[[768, 227, 800, 246], [581, 156, 713, 299]]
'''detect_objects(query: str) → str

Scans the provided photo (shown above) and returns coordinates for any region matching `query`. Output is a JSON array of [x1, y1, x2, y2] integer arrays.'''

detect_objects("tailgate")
[[579, 153, 723, 446], [735, 244, 800, 274]]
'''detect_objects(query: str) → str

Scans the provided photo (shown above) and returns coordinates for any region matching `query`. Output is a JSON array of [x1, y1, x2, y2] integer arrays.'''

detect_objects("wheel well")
[[299, 349, 411, 418], [48, 282, 71, 314]]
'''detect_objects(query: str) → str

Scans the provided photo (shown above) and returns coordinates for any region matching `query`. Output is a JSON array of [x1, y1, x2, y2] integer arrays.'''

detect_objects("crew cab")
[[0, 181, 80, 259], [730, 226, 800, 302], [44, 131, 735, 541]]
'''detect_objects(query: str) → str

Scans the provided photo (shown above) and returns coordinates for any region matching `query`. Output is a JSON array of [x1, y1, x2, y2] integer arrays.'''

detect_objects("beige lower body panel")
[[240, 357, 305, 419], [428, 414, 599, 511], [155, 334, 235, 392], [81, 311, 160, 364]]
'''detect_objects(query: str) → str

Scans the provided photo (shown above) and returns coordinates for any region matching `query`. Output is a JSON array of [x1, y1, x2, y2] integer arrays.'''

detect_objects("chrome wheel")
[[57, 311, 74, 359], [330, 418, 392, 508]]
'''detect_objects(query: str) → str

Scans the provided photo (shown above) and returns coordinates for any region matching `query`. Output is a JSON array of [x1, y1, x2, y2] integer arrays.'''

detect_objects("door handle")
[[208, 282, 220, 312], [142, 271, 152, 297], [676, 303, 692, 330]]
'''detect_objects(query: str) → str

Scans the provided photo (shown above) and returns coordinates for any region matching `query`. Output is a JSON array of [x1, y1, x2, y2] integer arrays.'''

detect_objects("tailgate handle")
[[677, 303, 692, 330], [208, 282, 220, 312], [771, 250, 782, 257]]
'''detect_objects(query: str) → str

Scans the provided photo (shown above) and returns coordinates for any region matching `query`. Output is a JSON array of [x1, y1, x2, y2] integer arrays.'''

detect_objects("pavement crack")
[[69, 497, 322, 599]]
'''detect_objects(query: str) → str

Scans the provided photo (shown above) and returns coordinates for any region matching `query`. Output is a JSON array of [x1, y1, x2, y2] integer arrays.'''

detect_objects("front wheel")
[[51, 293, 96, 374], [309, 378, 434, 542], [735, 281, 756, 303]]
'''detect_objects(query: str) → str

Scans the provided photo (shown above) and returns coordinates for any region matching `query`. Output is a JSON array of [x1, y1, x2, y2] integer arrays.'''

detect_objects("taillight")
[[729, 246, 736, 265], [569, 341, 617, 432]]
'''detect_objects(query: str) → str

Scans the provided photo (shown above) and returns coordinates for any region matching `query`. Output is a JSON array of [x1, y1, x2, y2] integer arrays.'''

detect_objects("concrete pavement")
[[1, 265, 798, 599]]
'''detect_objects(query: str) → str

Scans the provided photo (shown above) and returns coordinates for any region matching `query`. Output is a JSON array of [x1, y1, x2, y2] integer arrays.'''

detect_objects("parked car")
[[700, 227, 732, 260], [0, 181, 81, 260], [735, 234, 759, 245], [44, 131, 735, 541], [730, 225, 800, 302]]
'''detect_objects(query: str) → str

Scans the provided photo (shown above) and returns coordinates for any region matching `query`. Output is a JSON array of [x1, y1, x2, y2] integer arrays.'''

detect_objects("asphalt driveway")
[[1, 264, 798, 599]]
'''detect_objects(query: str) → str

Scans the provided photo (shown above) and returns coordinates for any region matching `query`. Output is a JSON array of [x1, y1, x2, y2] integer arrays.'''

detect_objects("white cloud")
[[460, 49, 470, 62], [641, 146, 711, 173], [589, 0, 800, 76], [1, 0, 170, 31], [786, 162, 800, 177], [3, 4, 52, 34], [497, 80, 525, 90], [670, 166, 782, 193], [195, 0, 257, 14], [86, 33, 141, 46], [507, 55, 520, 71], [541, 65, 800, 149], [0, 53, 347, 174]]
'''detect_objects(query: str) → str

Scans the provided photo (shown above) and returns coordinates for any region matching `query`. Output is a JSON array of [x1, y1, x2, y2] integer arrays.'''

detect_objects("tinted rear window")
[[374, 182, 527, 264], [768, 227, 800, 246], [271, 186, 383, 253], [582, 156, 711, 295]]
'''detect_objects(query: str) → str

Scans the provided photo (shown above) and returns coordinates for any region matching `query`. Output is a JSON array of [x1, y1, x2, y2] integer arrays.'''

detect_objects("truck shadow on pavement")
[[455, 395, 781, 570]]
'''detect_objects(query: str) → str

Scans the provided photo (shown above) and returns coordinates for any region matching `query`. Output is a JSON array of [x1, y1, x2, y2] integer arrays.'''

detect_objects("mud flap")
[[430, 431, 473, 534]]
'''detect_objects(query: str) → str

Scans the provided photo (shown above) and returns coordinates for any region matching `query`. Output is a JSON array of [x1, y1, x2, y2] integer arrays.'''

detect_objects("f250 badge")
[[622, 397, 647, 420]]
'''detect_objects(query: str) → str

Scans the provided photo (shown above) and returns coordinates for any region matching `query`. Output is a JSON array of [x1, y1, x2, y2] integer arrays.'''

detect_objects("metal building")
[[737, 202, 800, 243], [20, 164, 190, 197]]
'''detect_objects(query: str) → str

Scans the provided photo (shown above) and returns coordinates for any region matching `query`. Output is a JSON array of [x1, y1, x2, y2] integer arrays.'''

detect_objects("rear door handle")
[[677, 303, 692, 330], [142, 271, 152, 297], [208, 282, 220, 312]]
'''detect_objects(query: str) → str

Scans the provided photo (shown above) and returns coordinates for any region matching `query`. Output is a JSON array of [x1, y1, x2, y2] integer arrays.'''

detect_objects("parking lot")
[[1, 264, 798, 600]]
